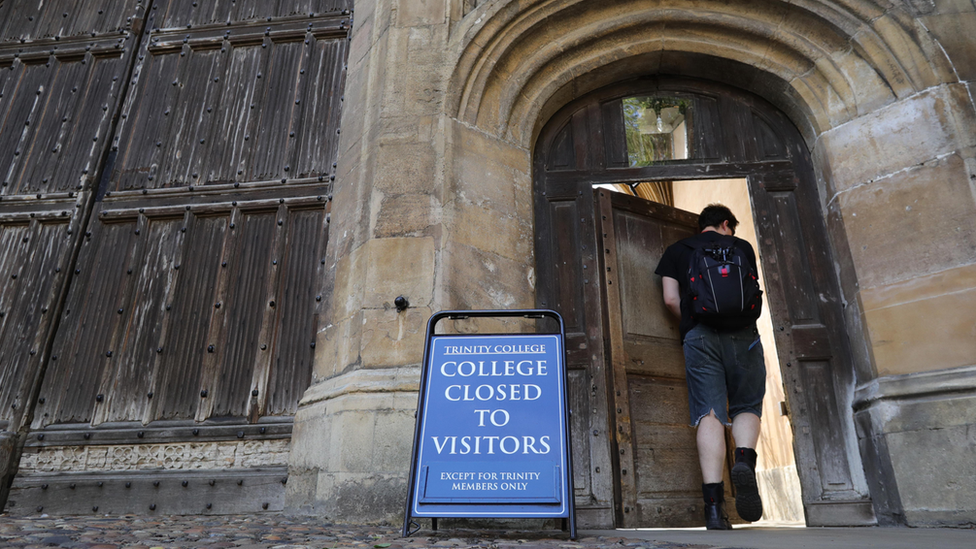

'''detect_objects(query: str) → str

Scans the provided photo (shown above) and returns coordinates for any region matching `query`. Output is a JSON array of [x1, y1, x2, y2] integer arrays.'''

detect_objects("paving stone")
[[0, 514, 699, 549], [40, 535, 73, 546]]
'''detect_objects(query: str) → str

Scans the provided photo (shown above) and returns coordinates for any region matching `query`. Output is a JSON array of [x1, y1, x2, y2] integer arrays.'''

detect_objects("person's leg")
[[698, 412, 731, 530], [684, 324, 732, 529], [697, 411, 727, 484], [731, 410, 760, 450], [726, 326, 767, 522]]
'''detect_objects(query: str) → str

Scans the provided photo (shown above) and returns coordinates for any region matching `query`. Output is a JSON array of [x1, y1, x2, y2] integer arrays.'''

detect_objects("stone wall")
[[286, 0, 537, 522], [815, 77, 976, 524]]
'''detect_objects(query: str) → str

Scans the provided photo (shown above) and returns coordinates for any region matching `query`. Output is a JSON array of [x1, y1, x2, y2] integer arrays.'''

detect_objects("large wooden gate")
[[1, 0, 351, 515], [534, 77, 874, 527]]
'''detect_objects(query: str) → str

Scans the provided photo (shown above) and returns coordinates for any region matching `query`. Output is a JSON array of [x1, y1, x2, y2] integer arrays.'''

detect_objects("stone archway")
[[530, 74, 871, 527]]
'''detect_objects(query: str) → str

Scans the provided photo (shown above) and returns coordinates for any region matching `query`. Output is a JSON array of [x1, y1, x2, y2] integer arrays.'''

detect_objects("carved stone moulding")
[[18, 438, 290, 474]]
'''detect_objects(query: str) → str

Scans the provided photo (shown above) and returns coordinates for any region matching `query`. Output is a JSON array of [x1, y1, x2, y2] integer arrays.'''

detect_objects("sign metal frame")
[[402, 309, 576, 539]]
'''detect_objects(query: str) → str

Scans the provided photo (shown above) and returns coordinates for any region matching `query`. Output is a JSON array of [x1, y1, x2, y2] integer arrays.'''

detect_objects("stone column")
[[285, 0, 535, 522], [816, 77, 976, 525]]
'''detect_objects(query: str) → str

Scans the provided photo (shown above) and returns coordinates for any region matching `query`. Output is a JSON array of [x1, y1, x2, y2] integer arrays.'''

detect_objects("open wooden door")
[[594, 189, 705, 527]]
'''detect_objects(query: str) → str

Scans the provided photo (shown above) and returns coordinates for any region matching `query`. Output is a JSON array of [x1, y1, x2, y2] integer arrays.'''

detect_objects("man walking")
[[654, 204, 765, 530]]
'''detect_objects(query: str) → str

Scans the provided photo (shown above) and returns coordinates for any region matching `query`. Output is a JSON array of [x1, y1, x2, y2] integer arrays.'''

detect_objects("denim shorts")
[[682, 323, 766, 426]]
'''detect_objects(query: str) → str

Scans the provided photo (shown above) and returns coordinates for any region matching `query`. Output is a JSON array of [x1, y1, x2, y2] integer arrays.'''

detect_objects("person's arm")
[[662, 276, 681, 319]]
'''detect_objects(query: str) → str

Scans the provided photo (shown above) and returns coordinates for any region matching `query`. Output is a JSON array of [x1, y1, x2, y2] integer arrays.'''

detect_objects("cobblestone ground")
[[0, 515, 705, 549]]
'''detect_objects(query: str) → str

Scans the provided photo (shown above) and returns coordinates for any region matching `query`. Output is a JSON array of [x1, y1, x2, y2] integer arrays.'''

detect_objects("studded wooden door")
[[1, 0, 351, 515]]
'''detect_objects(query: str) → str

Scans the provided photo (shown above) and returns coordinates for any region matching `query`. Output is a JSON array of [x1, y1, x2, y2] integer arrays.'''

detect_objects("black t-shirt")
[[654, 231, 759, 342]]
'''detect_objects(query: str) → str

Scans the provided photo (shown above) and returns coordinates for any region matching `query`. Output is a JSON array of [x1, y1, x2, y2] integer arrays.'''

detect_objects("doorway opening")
[[596, 178, 804, 524]]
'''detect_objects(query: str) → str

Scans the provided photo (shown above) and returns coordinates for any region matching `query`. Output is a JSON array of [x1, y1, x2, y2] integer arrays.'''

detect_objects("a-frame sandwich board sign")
[[402, 309, 576, 539]]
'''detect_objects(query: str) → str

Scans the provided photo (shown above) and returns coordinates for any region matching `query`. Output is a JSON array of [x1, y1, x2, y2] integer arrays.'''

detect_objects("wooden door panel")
[[38, 221, 135, 426], [766, 192, 820, 323], [154, 214, 228, 420], [0, 221, 72, 426], [14, 61, 88, 194], [100, 217, 185, 424], [295, 38, 346, 177], [535, 175, 616, 525], [751, 172, 867, 519], [0, 0, 137, 43], [621, 339, 686, 380], [252, 41, 306, 181], [209, 211, 278, 418], [0, 65, 54, 189], [114, 51, 183, 191], [162, 49, 232, 187], [600, 190, 703, 527], [615, 211, 674, 340], [266, 208, 325, 415], [548, 198, 586, 333], [567, 369, 593, 498], [36, 202, 327, 428], [630, 375, 699, 521], [796, 360, 853, 491]]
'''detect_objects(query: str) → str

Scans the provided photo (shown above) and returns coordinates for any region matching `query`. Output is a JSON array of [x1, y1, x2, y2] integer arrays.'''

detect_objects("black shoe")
[[732, 447, 763, 522], [702, 482, 732, 530]]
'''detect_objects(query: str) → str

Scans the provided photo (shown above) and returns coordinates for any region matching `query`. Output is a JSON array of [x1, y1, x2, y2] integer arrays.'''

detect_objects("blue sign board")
[[403, 311, 575, 537]]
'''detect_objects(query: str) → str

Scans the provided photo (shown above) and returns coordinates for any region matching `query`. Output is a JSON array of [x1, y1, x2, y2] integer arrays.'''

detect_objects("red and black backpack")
[[685, 236, 763, 328]]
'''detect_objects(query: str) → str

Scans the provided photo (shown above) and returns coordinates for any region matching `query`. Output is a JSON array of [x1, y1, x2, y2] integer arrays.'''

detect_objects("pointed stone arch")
[[448, 0, 956, 145]]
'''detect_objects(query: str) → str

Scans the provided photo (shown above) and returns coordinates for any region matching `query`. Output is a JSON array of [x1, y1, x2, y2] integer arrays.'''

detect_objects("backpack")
[[685, 236, 763, 328]]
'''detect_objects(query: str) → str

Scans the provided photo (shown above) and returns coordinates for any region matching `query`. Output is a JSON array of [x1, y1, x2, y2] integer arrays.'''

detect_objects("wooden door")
[[595, 189, 706, 527], [2, 0, 352, 515]]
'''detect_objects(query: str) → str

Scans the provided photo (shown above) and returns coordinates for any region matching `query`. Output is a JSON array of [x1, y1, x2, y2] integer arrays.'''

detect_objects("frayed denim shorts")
[[682, 323, 766, 427]]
